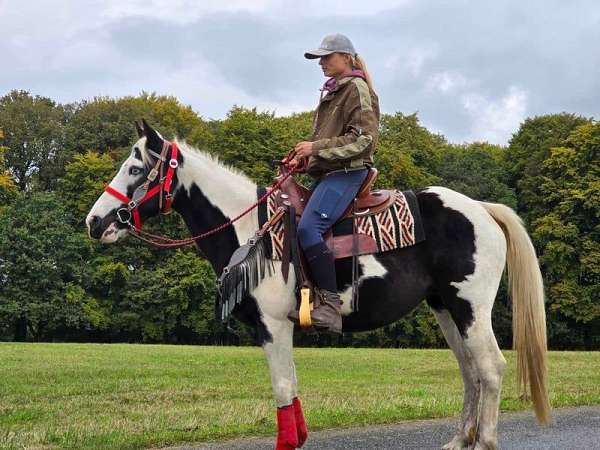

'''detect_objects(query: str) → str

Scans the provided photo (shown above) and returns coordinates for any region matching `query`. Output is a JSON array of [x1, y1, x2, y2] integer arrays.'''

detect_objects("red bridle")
[[104, 141, 179, 230], [100, 145, 303, 248]]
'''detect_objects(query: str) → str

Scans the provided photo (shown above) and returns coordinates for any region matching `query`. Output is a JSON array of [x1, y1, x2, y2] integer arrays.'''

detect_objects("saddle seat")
[[272, 167, 395, 260], [273, 167, 393, 219]]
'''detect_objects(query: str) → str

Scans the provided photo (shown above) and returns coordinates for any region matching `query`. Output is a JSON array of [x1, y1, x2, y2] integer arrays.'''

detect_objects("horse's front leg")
[[261, 313, 307, 449]]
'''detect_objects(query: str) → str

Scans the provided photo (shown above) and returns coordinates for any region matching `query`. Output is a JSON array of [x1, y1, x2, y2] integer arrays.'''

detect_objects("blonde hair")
[[351, 54, 374, 92]]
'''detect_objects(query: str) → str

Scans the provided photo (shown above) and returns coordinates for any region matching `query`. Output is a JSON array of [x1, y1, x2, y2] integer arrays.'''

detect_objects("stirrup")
[[299, 287, 313, 328]]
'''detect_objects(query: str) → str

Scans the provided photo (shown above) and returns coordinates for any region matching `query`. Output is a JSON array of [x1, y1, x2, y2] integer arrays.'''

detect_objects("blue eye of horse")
[[130, 167, 142, 176]]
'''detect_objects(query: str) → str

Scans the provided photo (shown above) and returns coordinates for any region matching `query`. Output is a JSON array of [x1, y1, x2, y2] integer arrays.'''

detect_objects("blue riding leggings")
[[297, 168, 369, 250]]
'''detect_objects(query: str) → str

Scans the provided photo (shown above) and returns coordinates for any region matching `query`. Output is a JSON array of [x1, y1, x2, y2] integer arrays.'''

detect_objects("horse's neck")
[[170, 144, 259, 274]]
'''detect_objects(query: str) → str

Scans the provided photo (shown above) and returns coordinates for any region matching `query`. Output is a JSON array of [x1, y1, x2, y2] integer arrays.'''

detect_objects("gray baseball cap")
[[304, 33, 357, 59]]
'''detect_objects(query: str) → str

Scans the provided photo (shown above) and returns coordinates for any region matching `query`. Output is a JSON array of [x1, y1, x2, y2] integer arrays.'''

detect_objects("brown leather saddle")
[[271, 166, 395, 260]]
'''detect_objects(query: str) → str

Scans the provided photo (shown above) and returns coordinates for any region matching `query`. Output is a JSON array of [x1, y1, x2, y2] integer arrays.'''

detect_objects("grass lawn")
[[0, 343, 598, 449]]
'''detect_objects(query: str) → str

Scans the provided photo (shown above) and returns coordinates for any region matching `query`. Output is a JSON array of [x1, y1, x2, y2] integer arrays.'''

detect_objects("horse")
[[86, 120, 551, 450]]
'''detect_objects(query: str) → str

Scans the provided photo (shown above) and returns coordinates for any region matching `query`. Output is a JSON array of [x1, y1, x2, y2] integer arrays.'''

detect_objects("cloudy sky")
[[1, 0, 599, 145]]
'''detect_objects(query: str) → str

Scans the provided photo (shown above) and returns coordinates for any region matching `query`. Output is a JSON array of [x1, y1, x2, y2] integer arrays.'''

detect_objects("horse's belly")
[[337, 248, 431, 332]]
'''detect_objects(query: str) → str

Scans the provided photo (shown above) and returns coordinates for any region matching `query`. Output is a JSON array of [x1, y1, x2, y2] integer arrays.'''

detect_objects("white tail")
[[479, 201, 552, 425]]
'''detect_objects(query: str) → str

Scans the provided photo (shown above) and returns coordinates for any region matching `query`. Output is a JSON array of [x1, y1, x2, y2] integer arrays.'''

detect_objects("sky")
[[1, 0, 599, 145]]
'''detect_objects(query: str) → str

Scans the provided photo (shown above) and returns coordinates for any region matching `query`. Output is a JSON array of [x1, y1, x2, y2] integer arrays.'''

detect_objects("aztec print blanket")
[[258, 188, 426, 260]]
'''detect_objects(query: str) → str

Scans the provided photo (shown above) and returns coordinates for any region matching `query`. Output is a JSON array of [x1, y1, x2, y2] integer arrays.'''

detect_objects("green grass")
[[0, 343, 598, 449]]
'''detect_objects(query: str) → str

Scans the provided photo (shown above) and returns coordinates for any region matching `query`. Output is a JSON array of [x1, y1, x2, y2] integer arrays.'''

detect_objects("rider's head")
[[304, 33, 373, 89]]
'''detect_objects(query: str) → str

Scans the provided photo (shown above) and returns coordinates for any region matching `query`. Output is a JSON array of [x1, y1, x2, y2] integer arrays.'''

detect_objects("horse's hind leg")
[[430, 303, 481, 450], [461, 307, 507, 450]]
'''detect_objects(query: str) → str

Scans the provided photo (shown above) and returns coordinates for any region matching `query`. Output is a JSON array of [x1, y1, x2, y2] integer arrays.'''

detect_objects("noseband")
[[104, 141, 179, 230]]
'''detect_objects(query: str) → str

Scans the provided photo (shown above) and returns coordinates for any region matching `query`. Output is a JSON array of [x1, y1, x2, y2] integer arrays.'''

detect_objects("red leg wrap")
[[276, 404, 299, 449], [292, 397, 308, 447]]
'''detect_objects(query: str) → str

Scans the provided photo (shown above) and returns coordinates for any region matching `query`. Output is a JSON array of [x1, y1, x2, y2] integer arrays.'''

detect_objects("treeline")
[[0, 90, 597, 349]]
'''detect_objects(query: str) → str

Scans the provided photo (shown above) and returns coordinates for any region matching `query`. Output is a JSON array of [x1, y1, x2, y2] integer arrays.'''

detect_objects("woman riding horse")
[[287, 33, 380, 334]]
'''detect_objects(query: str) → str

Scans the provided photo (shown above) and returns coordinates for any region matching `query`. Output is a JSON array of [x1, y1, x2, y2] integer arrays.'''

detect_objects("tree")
[[64, 92, 211, 156], [0, 90, 68, 191], [210, 106, 313, 186], [0, 137, 17, 206], [505, 113, 591, 224], [57, 151, 117, 224], [435, 142, 517, 207], [0, 192, 99, 340], [376, 112, 443, 190], [0, 88, 597, 349], [531, 122, 600, 348]]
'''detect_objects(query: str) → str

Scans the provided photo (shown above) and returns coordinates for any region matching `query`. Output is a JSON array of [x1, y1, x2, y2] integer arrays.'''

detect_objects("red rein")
[[104, 141, 301, 248]]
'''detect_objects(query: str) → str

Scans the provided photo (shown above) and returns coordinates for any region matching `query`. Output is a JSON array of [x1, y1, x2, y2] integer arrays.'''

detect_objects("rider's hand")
[[289, 141, 313, 167], [293, 141, 314, 159]]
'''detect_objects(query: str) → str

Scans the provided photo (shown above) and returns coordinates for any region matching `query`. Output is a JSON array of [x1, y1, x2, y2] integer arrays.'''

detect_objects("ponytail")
[[353, 54, 375, 92]]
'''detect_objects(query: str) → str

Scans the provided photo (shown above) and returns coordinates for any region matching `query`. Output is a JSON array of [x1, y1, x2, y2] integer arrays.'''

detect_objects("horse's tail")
[[478, 201, 551, 425]]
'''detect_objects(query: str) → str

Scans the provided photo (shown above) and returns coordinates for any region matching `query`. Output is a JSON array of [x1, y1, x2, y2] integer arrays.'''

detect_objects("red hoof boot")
[[276, 404, 299, 449], [293, 397, 308, 447]]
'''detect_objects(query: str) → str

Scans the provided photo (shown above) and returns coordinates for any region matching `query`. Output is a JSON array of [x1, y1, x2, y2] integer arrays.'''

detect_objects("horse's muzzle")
[[87, 215, 105, 240]]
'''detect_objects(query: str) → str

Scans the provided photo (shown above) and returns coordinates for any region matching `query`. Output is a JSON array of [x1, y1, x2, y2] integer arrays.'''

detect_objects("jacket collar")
[[321, 69, 366, 95]]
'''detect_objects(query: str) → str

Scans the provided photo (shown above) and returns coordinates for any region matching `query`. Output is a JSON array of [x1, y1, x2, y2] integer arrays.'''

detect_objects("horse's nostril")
[[87, 215, 103, 238]]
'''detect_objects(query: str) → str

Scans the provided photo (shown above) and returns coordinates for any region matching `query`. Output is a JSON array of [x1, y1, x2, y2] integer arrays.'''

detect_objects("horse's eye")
[[130, 167, 142, 176]]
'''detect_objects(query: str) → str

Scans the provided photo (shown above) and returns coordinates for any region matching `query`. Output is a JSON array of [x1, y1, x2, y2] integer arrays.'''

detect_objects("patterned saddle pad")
[[258, 189, 426, 260]]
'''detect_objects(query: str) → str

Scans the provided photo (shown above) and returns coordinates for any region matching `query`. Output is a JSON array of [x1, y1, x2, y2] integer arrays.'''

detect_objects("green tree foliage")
[[505, 113, 591, 224], [0, 90, 68, 191], [435, 142, 517, 208], [64, 92, 211, 156], [100, 249, 220, 343], [57, 151, 117, 223], [531, 122, 600, 347], [0, 91, 596, 350], [375, 112, 444, 190], [210, 106, 313, 186], [0, 140, 17, 206], [0, 192, 98, 340]]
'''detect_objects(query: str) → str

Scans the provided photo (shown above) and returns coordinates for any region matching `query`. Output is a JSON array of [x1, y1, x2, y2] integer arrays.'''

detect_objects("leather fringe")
[[217, 232, 274, 323]]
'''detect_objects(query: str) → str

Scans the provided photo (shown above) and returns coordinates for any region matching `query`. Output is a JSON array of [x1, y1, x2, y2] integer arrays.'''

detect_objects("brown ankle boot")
[[311, 288, 343, 334], [287, 288, 342, 335]]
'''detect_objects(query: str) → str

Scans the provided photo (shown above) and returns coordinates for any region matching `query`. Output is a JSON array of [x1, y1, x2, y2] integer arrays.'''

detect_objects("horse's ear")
[[141, 118, 162, 151], [134, 120, 144, 138]]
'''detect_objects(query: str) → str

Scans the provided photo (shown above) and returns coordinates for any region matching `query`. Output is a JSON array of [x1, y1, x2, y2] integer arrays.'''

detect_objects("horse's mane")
[[139, 137, 256, 190]]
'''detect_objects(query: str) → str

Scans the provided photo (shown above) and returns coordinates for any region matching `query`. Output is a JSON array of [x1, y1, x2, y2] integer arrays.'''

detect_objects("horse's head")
[[86, 119, 177, 243]]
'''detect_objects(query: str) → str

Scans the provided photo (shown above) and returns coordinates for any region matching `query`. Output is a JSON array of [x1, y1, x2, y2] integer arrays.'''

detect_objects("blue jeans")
[[297, 168, 369, 250]]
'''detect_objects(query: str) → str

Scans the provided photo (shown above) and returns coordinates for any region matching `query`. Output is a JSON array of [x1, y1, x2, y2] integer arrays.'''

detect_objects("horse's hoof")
[[441, 434, 471, 450]]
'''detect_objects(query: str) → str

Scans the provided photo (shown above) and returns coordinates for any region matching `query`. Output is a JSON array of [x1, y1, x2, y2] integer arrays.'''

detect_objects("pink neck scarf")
[[321, 69, 366, 94]]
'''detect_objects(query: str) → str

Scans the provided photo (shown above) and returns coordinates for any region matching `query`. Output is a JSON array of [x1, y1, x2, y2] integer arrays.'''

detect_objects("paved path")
[[168, 405, 600, 450]]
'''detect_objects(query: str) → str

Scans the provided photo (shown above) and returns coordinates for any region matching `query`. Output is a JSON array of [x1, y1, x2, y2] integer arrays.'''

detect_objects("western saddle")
[[273, 166, 393, 220], [270, 165, 395, 260]]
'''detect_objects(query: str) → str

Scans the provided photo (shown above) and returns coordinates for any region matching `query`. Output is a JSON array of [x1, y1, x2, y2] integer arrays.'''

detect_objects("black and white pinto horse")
[[86, 122, 550, 450]]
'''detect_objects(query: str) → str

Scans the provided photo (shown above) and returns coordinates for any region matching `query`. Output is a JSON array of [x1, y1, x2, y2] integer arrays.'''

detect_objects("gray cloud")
[[1, 0, 599, 144]]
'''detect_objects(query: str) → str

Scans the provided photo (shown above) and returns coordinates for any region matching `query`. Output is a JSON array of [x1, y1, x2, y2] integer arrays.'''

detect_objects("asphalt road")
[[169, 405, 600, 450]]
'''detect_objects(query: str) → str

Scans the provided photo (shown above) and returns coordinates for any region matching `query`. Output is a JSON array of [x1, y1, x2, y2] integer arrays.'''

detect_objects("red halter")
[[104, 141, 179, 230]]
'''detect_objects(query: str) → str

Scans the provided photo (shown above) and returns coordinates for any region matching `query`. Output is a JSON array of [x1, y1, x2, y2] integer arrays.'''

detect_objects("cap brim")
[[304, 48, 334, 59]]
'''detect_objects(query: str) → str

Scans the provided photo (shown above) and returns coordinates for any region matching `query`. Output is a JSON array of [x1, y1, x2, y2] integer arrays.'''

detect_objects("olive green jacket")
[[307, 75, 380, 178]]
